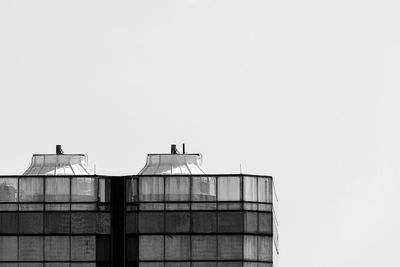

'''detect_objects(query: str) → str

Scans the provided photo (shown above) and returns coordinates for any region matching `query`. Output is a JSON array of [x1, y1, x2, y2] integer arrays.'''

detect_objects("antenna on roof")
[[56, 145, 63, 155]]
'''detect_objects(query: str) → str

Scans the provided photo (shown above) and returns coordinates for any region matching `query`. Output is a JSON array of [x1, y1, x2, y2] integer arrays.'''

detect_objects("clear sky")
[[1, 1, 399, 266]]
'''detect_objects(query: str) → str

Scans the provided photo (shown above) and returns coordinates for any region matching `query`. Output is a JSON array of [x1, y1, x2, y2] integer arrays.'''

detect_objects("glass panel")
[[165, 263, 190, 267], [71, 264, 96, 267], [126, 236, 139, 261], [19, 213, 43, 233], [99, 178, 111, 202], [71, 177, 97, 202], [139, 235, 164, 261], [258, 177, 267, 203], [218, 263, 242, 267], [165, 203, 190, 210], [218, 203, 242, 210], [139, 263, 163, 267], [165, 176, 190, 201], [45, 204, 70, 210], [244, 176, 257, 202], [192, 176, 216, 201], [71, 236, 96, 261], [126, 178, 137, 202], [45, 264, 69, 267], [244, 235, 258, 260], [217, 235, 243, 260], [217, 176, 240, 201], [193, 263, 217, 267], [19, 236, 44, 261], [45, 213, 70, 233], [192, 235, 217, 260], [126, 212, 137, 233], [0, 236, 17, 261], [19, 178, 43, 202], [218, 212, 244, 233], [45, 178, 70, 202], [191, 202, 216, 210], [19, 203, 43, 211], [71, 213, 96, 233], [19, 264, 43, 267], [138, 212, 164, 233], [139, 177, 164, 201], [258, 236, 273, 261], [97, 212, 111, 234], [165, 212, 190, 233], [0, 178, 18, 202], [139, 203, 164, 210], [192, 212, 217, 233], [71, 203, 97, 210], [0, 213, 18, 233], [0, 264, 18, 267], [45, 236, 70, 261], [259, 213, 273, 234], [96, 236, 110, 261], [245, 212, 258, 233], [0, 204, 17, 211], [165, 235, 190, 260]]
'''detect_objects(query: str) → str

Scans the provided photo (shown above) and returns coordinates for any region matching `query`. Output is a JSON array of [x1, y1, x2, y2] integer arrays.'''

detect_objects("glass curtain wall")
[[0, 176, 111, 266], [126, 174, 277, 267]]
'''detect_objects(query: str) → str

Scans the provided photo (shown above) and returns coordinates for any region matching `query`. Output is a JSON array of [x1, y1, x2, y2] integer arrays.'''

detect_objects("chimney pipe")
[[56, 145, 63, 155], [182, 143, 185, 154], [171, 144, 178, 154]]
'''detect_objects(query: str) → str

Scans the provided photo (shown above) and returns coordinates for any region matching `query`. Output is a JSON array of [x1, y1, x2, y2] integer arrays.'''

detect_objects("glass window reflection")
[[192, 176, 216, 201], [165, 177, 189, 201], [218, 176, 241, 201], [139, 177, 164, 201], [19, 178, 43, 202]]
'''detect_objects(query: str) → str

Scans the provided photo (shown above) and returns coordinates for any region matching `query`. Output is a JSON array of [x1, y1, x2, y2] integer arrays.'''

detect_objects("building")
[[0, 145, 278, 267]]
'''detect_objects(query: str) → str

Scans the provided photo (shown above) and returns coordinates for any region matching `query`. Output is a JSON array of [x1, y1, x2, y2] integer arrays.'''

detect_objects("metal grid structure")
[[0, 174, 278, 267]]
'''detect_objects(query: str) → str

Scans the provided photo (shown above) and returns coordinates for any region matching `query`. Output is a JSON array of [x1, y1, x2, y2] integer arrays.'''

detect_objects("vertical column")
[[111, 177, 125, 266]]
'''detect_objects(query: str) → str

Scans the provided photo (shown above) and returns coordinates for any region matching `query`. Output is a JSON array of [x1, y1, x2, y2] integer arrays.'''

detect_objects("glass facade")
[[0, 174, 278, 267]]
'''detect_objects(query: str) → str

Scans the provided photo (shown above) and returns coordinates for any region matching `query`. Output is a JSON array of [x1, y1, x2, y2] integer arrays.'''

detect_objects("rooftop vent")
[[23, 145, 93, 176], [138, 144, 206, 175]]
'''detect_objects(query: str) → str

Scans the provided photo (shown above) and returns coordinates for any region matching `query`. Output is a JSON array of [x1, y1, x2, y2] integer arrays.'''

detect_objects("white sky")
[[1, 1, 399, 266]]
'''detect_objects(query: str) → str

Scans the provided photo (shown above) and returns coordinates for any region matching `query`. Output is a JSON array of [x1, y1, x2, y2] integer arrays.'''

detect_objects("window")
[[71, 236, 96, 261], [138, 212, 164, 233], [192, 176, 216, 201], [192, 212, 217, 233], [244, 235, 257, 260], [19, 213, 43, 233], [71, 177, 97, 202], [139, 235, 164, 261], [19, 236, 44, 261], [0, 178, 18, 203], [126, 178, 138, 202], [165, 212, 190, 233], [244, 176, 257, 202], [45, 236, 70, 261], [192, 235, 217, 260], [139, 177, 164, 201], [217, 176, 241, 201], [165, 235, 190, 260], [217, 235, 243, 260], [45, 178, 70, 202], [19, 178, 43, 202], [165, 176, 190, 201], [0, 236, 17, 261]]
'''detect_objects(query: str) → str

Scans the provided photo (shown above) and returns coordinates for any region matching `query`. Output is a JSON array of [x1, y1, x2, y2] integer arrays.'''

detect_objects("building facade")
[[0, 147, 278, 267]]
